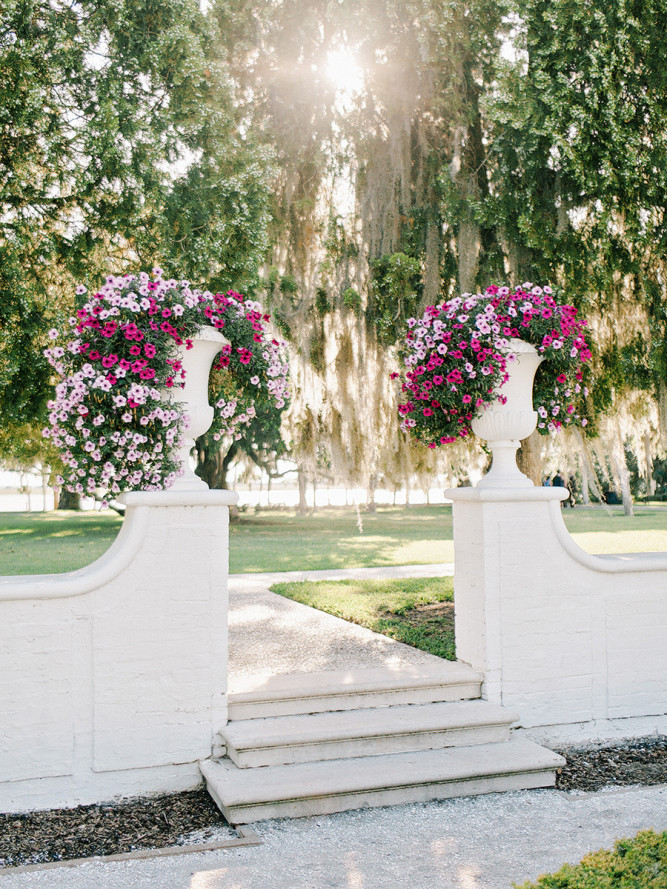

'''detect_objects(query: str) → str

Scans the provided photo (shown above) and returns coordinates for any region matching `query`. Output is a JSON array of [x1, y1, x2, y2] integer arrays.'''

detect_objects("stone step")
[[223, 700, 517, 768], [201, 737, 565, 824], [228, 663, 483, 720]]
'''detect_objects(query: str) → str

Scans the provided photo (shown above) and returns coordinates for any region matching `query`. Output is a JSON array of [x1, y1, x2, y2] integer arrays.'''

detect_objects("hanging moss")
[[279, 274, 299, 299], [309, 327, 326, 372], [272, 309, 292, 341]]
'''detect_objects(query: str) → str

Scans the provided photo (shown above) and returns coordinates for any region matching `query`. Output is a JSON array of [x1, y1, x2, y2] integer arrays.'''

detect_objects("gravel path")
[[2, 738, 666, 874], [3, 784, 667, 889]]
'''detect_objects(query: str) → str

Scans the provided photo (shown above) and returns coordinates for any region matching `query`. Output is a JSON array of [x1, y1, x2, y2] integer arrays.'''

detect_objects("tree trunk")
[[423, 216, 441, 303], [573, 428, 604, 504], [644, 434, 655, 497], [657, 382, 667, 448], [297, 469, 308, 515], [579, 454, 591, 505], [366, 474, 377, 512], [58, 489, 81, 510], [195, 434, 238, 489], [516, 431, 543, 485], [610, 432, 634, 516]]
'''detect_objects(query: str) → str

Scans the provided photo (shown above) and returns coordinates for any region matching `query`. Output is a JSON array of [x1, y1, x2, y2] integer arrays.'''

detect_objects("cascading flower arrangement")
[[395, 283, 592, 448], [43, 270, 289, 502]]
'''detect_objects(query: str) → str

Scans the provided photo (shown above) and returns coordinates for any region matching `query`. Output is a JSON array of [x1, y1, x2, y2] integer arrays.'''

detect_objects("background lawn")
[[0, 511, 123, 576], [2, 503, 667, 576]]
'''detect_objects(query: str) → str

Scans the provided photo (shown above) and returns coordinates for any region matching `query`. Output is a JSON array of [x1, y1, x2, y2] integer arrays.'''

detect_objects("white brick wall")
[[0, 490, 236, 813], [448, 487, 667, 741]]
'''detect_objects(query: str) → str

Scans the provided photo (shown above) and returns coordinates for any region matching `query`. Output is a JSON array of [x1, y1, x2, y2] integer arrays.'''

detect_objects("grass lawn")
[[271, 576, 456, 660], [229, 504, 455, 572], [2, 502, 667, 576], [0, 510, 123, 576]]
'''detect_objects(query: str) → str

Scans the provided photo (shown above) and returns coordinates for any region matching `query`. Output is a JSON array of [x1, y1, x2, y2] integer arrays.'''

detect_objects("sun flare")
[[326, 48, 364, 103]]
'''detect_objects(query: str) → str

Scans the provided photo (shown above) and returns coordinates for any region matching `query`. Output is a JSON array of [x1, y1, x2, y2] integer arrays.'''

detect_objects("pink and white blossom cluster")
[[395, 283, 591, 448], [206, 294, 290, 443], [44, 272, 289, 503]]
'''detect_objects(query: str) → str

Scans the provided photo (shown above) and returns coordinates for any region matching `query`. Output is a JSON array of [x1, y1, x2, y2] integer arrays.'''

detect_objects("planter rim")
[[195, 325, 228, 344]]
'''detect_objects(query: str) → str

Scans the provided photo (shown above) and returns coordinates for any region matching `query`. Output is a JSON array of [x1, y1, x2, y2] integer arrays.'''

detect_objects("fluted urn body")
[[471, 339, 543, 488], [169, 326, 227, 490]]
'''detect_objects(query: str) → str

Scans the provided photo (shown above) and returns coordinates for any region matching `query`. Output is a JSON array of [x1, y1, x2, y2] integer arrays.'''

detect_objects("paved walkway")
[[228, 564, 454, 685], [5, 565, 667, 889]]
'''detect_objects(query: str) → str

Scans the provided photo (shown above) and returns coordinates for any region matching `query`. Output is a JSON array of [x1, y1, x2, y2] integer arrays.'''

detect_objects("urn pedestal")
[[471, 339, 543, 488], [170, 326, 227, 490]]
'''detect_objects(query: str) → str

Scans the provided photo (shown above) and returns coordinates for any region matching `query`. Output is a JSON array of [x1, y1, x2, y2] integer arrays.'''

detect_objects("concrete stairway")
[[201, 663, 564, 824]]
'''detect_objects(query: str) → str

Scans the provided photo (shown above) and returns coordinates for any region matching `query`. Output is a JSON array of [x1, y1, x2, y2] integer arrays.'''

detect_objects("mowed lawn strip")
[[3, 503, 667, 576], [271, 576, 456, 660], [0, 510, 122, 576]]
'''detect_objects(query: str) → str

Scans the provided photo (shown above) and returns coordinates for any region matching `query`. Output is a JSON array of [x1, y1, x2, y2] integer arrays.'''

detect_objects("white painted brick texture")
[[0, 490, 235, 813], [448, 488, 667, 735]]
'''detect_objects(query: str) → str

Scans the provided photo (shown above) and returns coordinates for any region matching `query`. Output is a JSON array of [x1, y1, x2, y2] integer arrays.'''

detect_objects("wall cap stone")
[[119, 489, 239, 508], [446, 485, 667, 574], [445, 486, 567, 503]]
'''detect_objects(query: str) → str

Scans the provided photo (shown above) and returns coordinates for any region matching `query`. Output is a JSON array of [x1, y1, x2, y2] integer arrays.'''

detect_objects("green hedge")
[[515, 830, 667, 888]]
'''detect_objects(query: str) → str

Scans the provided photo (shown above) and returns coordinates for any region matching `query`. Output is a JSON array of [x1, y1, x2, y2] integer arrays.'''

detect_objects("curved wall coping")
[[445, 486, 568, 503], [0, 488, 238, 602], [119, 489, 239, 508], [446, 484, 667, 575]]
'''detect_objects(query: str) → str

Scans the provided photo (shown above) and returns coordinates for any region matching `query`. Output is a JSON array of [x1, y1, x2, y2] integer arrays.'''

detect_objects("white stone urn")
[[471, 338, 544, 488], [169, 326, 227, 490]]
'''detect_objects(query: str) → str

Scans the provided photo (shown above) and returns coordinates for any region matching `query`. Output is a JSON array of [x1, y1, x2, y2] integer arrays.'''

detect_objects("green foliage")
[[279, 274, 299, 298], [0, 420, 60, 480], [271, 310, 293, 342], [0, 0, 271, 427], [486, 0, 667, 405], [341, 287, 362, 314], [308, 329, 326, 372], [369, 253, 423, 343], [315, 287, 331, 316], [514, 829, 667, 889]]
